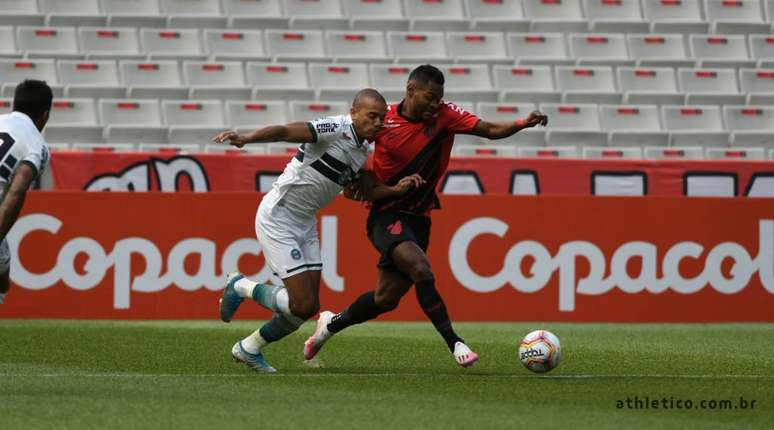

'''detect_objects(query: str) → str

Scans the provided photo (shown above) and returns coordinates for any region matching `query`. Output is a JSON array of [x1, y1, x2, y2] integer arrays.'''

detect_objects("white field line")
[[1, 373, 773, 380]]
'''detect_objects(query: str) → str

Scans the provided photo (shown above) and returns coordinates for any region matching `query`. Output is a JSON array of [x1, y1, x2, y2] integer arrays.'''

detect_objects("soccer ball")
[[518, 330, 561, 373]]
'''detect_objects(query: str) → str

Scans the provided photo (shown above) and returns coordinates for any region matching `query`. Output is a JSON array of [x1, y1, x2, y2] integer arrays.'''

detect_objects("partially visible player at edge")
[[0, 80, 52, 305], [213, 88, 425, 373], [304, 65, 549, 368]]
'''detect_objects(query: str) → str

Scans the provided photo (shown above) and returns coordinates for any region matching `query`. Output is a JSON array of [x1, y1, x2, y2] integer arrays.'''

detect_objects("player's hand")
[[393, 174, 426, 195], [213, 130, 249, 148], [524, 111, 549, 128], [343, 181, 365, 201]]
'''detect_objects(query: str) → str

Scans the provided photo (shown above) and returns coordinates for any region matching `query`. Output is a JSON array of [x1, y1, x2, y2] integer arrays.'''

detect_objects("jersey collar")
[[396, 100, 423, 124]]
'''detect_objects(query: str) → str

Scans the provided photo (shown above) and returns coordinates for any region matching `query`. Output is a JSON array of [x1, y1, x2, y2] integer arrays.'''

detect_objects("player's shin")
[[327, 291, 388, 333], [415, 279, 463, 352], [236, 278, 291, 314]]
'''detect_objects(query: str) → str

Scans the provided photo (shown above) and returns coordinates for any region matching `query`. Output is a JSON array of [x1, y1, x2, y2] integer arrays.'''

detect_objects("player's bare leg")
[[0, 271, 10, 304], [391, 241, 479, 368], [228, 270, 321, 372]]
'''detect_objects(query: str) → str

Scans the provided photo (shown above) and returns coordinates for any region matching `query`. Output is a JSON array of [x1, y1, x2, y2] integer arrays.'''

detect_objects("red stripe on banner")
[[464, 35, 486, 42], [602, 150, 624, 157], [680, 108, 703, 115], [449, 67, 470, 75], [138, 63, 160, 71], [617, 108, 640, 115], [117, 103, 140, 110], [76, 63, 98, 71], [14, 62, 35, 69], [388, 67, 409, 74], [741, 108, 763, 116], [202, 64, 224, 71], [53, 101, 74, 109], [586, 36, 608, 44], [328, 66, 350, 73], [695, 71, 717, 78], [496, 106, 519, 113], [405, 34, 427, 42], [221, 32, 244, 40], [558, 106, 580, 114], [511, 68, 533, 75], [159, 32, 180, 39], [537, 149, 560, 156], [644, 37, 665, 44], [635, 69, 657, 77], [344, 34, 366, 41], [573, 69, 595, 76], [35, 29, 57, 37], [283, 33, 304, 40], [524, 36, 546, 43], [97, 30, 118, 38], [244, 104, 267, 111], [308, 104, 330, 112], [180, 103, 202, 111]]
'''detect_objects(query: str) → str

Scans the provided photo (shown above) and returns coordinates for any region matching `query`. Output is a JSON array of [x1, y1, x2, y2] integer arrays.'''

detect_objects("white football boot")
[[453, 341, 479, 368], [303, 311, 335, 360]]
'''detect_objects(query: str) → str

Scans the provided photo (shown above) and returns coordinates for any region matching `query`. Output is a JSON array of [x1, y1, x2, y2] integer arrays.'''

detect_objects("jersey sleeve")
[[442, 102, 481, 135], [306, 116, 345, 145], [19, 137, 47, 178]]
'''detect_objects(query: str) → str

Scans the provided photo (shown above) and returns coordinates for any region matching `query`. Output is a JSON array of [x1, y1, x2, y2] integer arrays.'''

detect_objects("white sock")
[[275, 288, 290, 315], [0, 292, 5, 304], [234, 278, 257, 298], [241, 328, 268, 354]]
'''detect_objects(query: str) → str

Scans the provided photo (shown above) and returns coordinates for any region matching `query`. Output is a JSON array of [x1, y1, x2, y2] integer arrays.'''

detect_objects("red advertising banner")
[[2, 192, 773, 321], [49, 152, 774, 196]]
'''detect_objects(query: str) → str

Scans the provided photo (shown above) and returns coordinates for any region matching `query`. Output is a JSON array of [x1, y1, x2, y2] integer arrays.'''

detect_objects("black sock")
[[415, 279, 463, 352], [327, 292, 388, 334]]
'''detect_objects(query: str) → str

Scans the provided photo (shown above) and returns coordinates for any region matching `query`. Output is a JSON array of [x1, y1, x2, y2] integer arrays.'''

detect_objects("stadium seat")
[[0, 27, 19, 58], [204, 29, 269, 62], [58, 60, 125, 99], [643, 0, 709, 34], [121, 60, 188, 99], [39, 0, 106, 27], [43, 98, 104, 143], [325, 31, 389, 63], [689, 34, 756, 68], [265, 30, 327, 62], [627, 33, 694, 68], [475, 102, 546, 146], [644, 146, 705, 160], [518, 145, 579, 158], [0, 59, 60, 95], [246, 62, 315, 101], [222, 0, 289, 30], [183, 61, 252, 100], [705, 146, 767, 159], [466, 0, 530, 32], [17, 26, 81, 59], [540, 103, 607, 147], [584, 0, 650, 33], [140, 29, 206, 60], [368, 64, 411, 102], [740, 69, 774, 104], [749, 34, 774, 67], [507, 33, 573, 66], [74, 142, 136, 152], [705, 0, 769, 34], [570, 33, 634, 67], [0, 0, 44, 26], [453, 144, 517, 157], [344, 0, 409, 31], [289, 101, 349, 122], [493, 65, 561, 104], [79, 27, 143, 60], [724, 105, 774, 149], [583, 146, 644, 159], [678, 68, 745, 104], [0, 98, 12, 114], [556, 66, 622, 104], [204, 143, 267, 155], [618, 67, 684, 105], [599, 104, 669, 147], [523, 0, 589, 33], [309, 63, 370, 102], [163, 99, 226, 144], [163, 0, 227, 29], [446, 32, 510, 64], [138, 143, 201, 153], [388, 31, 450, 63], [403, 0, 470, 31], [661, 105, 730, 147], [438, 65, 498, 102], [285, 0, 349, 30], [101, 0, 166, 28], [226, 100, 288, 129], [100, 99, 168, 143]]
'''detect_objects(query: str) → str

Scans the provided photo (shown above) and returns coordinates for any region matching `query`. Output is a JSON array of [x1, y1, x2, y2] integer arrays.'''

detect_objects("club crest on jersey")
[[291, 249, 301, 260]]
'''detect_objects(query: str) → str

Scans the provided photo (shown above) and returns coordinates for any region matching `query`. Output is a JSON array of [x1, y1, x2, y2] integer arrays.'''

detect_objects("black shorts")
[[367, 210, 431, 269]]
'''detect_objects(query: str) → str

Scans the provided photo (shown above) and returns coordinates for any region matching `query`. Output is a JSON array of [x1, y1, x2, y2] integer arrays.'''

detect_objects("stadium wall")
[[2, 192, 773, 322]]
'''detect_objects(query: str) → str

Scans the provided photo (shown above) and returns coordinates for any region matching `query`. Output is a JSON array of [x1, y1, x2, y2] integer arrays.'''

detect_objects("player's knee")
[[406, 261, 433, 284], [374, 290, 401, 311], [289, 298, 319, 320]]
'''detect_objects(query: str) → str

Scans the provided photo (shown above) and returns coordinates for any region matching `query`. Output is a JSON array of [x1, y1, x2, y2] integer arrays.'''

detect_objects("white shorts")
[[255, 200, 322, 279], [0, 238, 8, 273]]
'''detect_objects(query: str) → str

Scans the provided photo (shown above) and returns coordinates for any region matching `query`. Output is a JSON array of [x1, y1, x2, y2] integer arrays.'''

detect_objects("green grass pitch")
[[1, 320, 772, 429]]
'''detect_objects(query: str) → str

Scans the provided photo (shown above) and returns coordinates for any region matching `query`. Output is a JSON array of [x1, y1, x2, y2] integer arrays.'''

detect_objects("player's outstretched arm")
[[343, 172, 425, 202], [469, 110, 549, 141], [0, 163, 37, 242], [213, 122, 315, 148]]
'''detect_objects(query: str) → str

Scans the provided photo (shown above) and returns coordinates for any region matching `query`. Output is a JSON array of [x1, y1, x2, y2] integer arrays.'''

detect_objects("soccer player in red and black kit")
[[303, 65, 549, 367]]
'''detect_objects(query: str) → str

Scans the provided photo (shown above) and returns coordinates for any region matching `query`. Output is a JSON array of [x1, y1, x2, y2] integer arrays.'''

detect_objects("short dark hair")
[[13, 79, 53, 121], [353, 88, 387, 106], [408, 64, 445, 87]]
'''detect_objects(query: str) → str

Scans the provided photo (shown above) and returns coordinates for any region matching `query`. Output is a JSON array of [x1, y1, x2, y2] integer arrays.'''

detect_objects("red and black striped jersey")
[[370, 100, 480, 216]]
